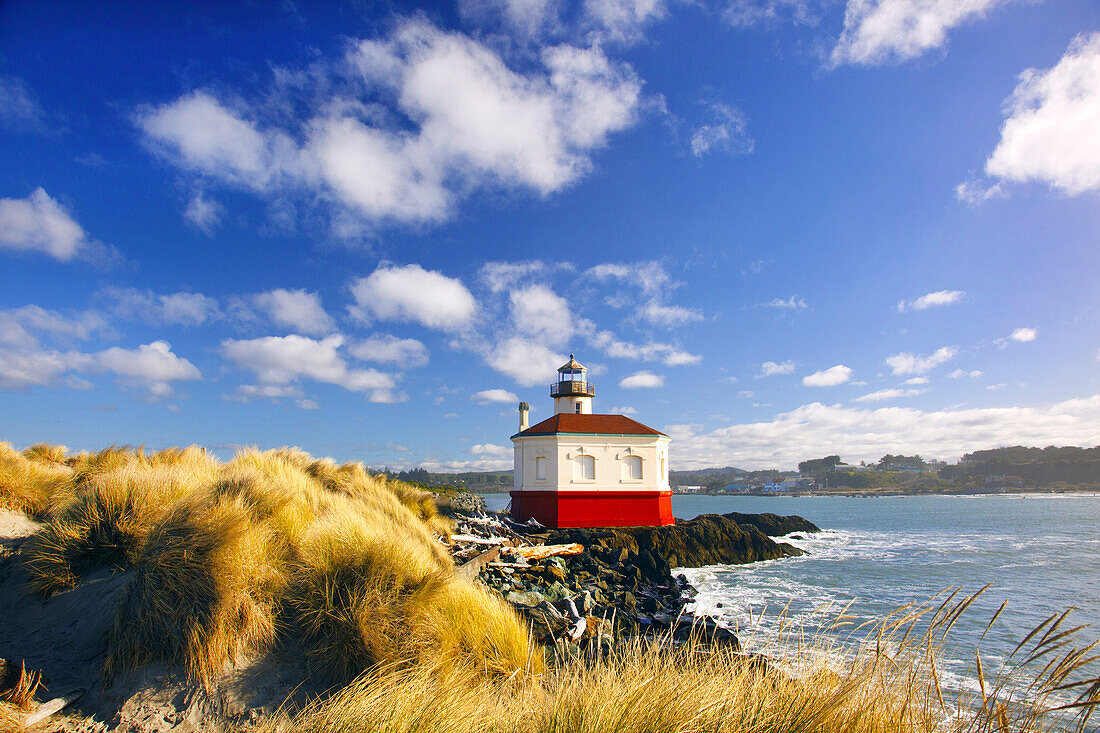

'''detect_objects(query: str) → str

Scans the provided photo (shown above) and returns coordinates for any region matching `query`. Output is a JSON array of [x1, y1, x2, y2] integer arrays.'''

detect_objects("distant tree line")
[[940, 446, 1100, 487]]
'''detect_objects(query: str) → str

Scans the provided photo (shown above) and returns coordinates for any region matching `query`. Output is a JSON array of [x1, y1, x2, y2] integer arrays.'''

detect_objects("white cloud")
[[472, 388, 520, 404], [233, 384, 305, 401], [758, 295, 807, 311], [620, 370, 664, 388], [639, 301, 703, 326], [0, 188, 109, 262], [141, 21, 642, 229], [297, 398, 321, 410], [0, 347, 94, 390], [722, 0, 823, 27], [758, 360, 795, 377], [183, 191, 224, 235], [479, 260, 550, 293], [348, 334, 429, 368], [666, 395, 1100, 470], [484, 337, 566, 386], [0, 305, 110, 348], [948, 368, 983, 379], [588, 329, 701, 366], [96, 341, 202, 398], [905, 376, 930, 385], [609, 405, 638, 414], [349, 264, 477, 331], [803, 364, 853, 387], [830, 0, 1013, 67], [583, 0, 669, 43], [885, 346, 956, 375], [587, 260, 671, 297], [690, 103, 754, 157], [0, 76, 43, 130], [897, 289, 965, 312], [738, 390, 755, 398], [987, 383, 1006, 391], [955, 179, 1007, 205], [723, 376, 739, 384], [104, 287, 221, 326], [221, 334, 400, 402], [1011, 327, 1037, 342], [471, 443, 509, 455], [853, 387, 925, 402], [510, 284, 572, 344], [137, 92, 301, 190], [985, 33, 1100, 195], [253, 288, 336, 335]]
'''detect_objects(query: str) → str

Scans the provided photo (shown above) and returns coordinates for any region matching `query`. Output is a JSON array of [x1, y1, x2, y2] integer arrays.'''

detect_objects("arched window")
[[573, 454, 595, 481], [535, 456, 547, 481], [622, 455, 642, 480]]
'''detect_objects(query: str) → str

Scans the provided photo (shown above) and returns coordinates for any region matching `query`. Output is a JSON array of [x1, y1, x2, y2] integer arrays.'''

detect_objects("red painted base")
[[510, 490, 674, 528]]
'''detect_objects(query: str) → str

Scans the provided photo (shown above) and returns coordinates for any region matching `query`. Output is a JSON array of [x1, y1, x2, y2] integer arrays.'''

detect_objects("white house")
[[510, 355, 674, 528]]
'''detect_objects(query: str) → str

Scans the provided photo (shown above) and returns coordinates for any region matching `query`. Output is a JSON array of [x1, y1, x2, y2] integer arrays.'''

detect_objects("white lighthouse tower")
[[509, 354, 673, 528]]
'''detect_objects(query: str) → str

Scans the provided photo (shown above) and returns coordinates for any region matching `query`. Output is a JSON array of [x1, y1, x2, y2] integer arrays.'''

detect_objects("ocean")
[[481, 492, 1100, 699]]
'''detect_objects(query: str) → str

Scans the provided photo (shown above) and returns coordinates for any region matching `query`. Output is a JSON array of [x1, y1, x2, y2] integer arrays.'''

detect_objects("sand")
[[0, 509, 316, 732]]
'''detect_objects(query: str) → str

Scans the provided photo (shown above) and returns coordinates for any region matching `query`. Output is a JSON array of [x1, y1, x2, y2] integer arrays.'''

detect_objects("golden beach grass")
[[264, 589, 1100, 733], [2, 442, 537, 687]]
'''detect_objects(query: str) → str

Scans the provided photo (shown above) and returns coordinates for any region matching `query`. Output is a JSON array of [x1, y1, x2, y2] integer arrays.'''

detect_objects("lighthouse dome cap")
[[558, 353, 586, 374]]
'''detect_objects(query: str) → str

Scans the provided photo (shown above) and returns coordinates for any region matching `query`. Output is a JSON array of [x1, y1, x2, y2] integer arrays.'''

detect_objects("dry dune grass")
[[1, 442, 538, 688], [265, 590, 1100, 733]]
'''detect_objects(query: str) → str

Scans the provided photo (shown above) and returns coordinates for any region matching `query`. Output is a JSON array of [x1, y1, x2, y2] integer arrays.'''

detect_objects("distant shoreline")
[[672, 487, 1100, 498]]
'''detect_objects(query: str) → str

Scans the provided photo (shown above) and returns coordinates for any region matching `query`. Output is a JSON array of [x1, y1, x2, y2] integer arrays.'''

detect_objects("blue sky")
[[0, 0, 1097, 470]]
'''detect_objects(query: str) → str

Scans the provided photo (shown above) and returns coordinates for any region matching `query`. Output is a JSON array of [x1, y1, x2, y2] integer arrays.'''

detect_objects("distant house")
[[763, 477, 810, 493], [674, 485, 704, 493]]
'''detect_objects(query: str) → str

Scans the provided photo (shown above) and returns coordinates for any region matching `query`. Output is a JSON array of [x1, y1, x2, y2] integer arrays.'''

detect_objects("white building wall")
[[513, 433, 670, 493]]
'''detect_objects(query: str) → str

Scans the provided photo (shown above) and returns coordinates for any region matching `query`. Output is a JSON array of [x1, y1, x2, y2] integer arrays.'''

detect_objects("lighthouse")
[[509, 355, 674, 528]]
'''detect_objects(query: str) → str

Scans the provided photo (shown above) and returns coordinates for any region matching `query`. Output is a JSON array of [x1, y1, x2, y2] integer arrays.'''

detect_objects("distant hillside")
[[940, 445, 1100, 488], [376, 467, 514, 493]]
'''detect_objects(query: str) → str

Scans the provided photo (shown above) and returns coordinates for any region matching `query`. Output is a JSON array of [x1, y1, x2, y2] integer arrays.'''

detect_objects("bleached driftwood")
[[505, 543, 584, 560], [24, 689, 85, 727], [450, 534, 510, 546]]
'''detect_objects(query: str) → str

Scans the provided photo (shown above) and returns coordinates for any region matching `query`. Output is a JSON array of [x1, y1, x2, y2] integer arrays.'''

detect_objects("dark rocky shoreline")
[[449, 510, 821, 655]]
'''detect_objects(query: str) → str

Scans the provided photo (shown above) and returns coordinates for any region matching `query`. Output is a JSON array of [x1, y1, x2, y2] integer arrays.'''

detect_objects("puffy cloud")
[[138, 21, 641, 229], [830, 0, 1013, 67], [349, 264, 477, 331], [853, 387, 925, 402], [253, 288, 336, 335], [95, 341, 201, 399], [221, 334, 400, 402], [348, 334, 429, 368], [758, 360, 795, 377], [485, 337, 566, 386], [232, 384, 305, 401], [588, 329, 701, 366], [583, 0, 669, 43], [905, 376, 930, 385], [667, 395, 1100, 470], [985, 34, 1100, 195], [758, 295, 807, 311], [690, 103, 754, 157], [510, 284, 572, 344], [955, 180, 1007, 205], [471, 443, 510, 455], [472, 388, 520, 404], [183, 191, 224, 235], [885, 346, 956, 375], [1011, 327, 1037, 342], [0, 305, 110, 348], [103, 287, 221, 326], [619, 370, 664, 388], [0, 188, 110, 262], [609, 405, 638, 414], [897, 289, 965, 312], [586, 260, 671, 297], [948, 368, 983, 378], [479, 260, 551, 293], [137, 92, 302, 190], [638, 302, 702, 326], [802, 365, 852, 387], [0, 348, 94, 390]]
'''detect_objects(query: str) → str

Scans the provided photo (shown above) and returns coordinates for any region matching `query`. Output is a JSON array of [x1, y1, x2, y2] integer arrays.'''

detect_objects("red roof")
[[516, 413, 666, 437]]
